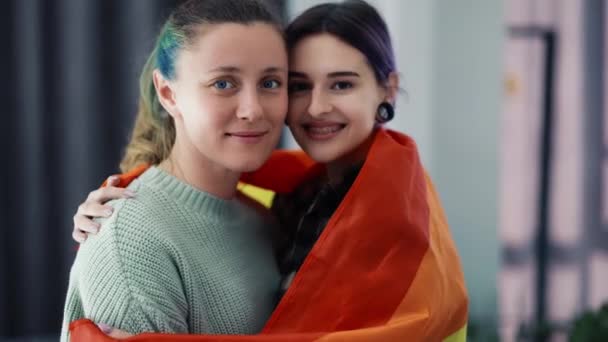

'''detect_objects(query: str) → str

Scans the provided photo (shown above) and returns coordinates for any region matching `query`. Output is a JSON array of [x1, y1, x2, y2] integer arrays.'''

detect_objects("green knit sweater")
[[61, 167, 281, 341]]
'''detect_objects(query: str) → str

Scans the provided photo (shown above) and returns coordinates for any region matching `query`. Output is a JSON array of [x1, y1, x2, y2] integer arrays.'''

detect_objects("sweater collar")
[[138, 166, 240, 221]]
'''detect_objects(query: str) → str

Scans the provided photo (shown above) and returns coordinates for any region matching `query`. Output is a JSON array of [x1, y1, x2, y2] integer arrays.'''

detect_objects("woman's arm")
[[62, 200, 189, 341], [72, 176, 135, 243]]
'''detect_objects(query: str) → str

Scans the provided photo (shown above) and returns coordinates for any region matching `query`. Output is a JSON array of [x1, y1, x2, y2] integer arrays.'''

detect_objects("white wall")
[[431, 0, 503, 323]]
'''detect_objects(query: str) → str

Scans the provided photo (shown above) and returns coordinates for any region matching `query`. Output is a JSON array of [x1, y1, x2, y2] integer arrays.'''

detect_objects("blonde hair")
[[120, 46, 175, 172], [119, 0, 283, 172]]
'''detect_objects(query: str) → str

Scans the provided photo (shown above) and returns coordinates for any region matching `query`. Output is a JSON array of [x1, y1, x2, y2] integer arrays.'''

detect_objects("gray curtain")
[[0, 0, 284, 339]]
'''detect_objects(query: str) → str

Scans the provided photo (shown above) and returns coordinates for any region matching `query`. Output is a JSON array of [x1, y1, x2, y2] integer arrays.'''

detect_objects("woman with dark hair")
[[69, 1, 468, 341]]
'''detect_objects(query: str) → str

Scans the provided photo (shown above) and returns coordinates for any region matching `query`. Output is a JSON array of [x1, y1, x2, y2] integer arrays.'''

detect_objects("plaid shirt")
[[271, 164, 362, 295]]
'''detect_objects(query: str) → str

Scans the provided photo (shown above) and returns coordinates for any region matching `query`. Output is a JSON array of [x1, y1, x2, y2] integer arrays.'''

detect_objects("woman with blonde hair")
[[61, 0, 289, 340]]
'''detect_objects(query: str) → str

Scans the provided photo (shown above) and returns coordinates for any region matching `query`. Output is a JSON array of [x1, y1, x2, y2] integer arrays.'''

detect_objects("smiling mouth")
[[225, 131, 269, 144], [302, 123, 346, 140], [227, 131, 268, 138]]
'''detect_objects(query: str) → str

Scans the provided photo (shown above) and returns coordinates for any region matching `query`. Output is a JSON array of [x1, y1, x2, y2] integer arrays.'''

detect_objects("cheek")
[[181, 96, 234, 135], [338, 98, 376, 130], [262, 93, 288, 124], [200, 94, 236, 122], [287, 95, 310, 124]]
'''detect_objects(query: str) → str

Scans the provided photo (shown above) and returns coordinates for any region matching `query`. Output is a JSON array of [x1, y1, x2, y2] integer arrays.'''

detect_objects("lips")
[[302, 122, 346, 140], [227, 131, 267, 138], [226, 130, 269, 144]]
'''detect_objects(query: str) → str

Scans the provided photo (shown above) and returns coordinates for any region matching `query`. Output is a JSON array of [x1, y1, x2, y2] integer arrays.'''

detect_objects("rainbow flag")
[[70, 129, 468, 341]]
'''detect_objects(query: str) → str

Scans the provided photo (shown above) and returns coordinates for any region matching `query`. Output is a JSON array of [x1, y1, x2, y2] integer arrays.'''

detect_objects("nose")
[[236, 88, 264, 122], [307, 88, 332, 118]]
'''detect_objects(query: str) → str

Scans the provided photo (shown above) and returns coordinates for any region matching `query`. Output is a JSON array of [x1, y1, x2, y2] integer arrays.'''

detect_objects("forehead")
[[177, 22, 287, 73], [289, 34, 369, 75]]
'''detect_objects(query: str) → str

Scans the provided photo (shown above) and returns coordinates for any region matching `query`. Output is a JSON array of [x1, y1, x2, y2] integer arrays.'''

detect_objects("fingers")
[[78, 202, 114, 219], [72, 230, 87, 244], [72, 214, 98, 243], [73, 202, 108, 236], [97, 323, 133, 339], [109, 328, 133, 339], [73, 213, 100, 233], [71, 176, 135, 244], [87, 186, 136, 204], [106, 175, 120, 186]]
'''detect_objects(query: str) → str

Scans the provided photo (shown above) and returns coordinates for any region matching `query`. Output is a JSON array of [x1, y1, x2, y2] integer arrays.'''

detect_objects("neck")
[[160, 138, 241, 200], [325, 128, 377, 186]]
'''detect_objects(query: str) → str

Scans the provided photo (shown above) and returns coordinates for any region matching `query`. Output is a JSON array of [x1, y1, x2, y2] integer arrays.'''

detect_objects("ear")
[[382, 72, 400, 104], [152, 69, 180, 119]]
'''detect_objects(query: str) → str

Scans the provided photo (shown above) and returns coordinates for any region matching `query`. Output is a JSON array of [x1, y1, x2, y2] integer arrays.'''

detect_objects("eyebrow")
[[208, 66, 286, 74], [288, 71, 307, 78], [288, 71, 361, 78], [328, 71, 360, 78]]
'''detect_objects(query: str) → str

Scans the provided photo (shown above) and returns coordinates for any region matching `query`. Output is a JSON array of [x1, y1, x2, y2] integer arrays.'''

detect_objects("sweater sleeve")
[[61, 199, 189, 341]]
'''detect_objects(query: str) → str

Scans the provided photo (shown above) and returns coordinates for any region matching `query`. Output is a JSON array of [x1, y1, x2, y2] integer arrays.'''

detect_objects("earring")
[[376, 102, 394, 123]]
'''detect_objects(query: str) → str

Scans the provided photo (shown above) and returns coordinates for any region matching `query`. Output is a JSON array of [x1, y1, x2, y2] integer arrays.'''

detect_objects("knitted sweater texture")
[[61, 167, 280, 341]]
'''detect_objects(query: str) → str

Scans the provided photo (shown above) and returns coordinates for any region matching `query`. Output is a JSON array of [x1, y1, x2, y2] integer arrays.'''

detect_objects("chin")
[[303, 147, 342, 164], [230, 156, 268, 173], [293, 135, 345, 163]]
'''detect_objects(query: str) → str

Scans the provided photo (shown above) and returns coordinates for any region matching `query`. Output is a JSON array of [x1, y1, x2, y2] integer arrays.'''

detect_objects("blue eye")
[[262, 79, 281, 89], [331, 81, 353, 90], [213, 80, 235, 89]]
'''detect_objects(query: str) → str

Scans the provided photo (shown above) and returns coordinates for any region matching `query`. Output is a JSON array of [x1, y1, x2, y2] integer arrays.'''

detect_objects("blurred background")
[[0, 0, 605, 341]]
